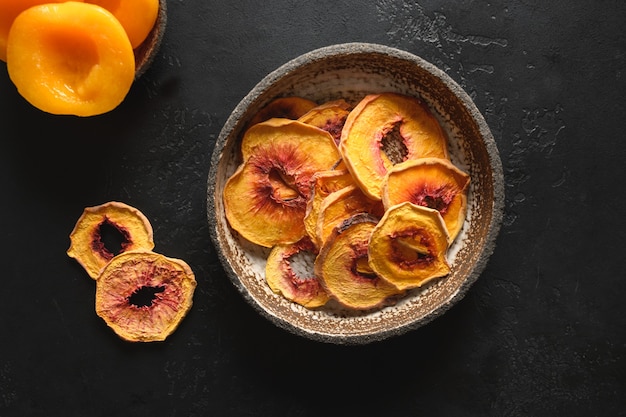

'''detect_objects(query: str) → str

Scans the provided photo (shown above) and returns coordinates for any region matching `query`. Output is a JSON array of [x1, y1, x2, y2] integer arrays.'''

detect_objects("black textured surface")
[[1, 1, 624, 416]]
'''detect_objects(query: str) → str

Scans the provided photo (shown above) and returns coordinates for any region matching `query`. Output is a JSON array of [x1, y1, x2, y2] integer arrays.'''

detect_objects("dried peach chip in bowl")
[[207, 43, 505, 344]]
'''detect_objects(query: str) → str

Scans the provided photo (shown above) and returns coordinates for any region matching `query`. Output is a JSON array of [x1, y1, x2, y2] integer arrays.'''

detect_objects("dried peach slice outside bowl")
[[207, 42, 505, 345], [95, 250, 197, 342], [67, 201, 155, 279]]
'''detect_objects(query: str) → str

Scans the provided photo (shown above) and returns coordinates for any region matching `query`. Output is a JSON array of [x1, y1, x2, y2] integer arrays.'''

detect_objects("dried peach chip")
[[340, 92, 449, 200], [368, 202, 450, 290], [67, 201, 154, 279], [382, 158, 470, 241], [95, 250, 196, 342], [223, 119, 341, 247], [314, 214, 402, 310], [266, 237, 329, 308], [247, 96, 317, 127]]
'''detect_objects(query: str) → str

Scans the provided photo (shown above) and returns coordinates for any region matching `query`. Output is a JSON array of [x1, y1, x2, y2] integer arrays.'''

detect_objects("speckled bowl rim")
[[134, 0, 167, 79], [207, 42, 504, 345]]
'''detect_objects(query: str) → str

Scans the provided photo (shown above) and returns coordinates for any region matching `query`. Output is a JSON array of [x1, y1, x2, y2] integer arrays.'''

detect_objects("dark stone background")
[[1, 1, 624, 416]]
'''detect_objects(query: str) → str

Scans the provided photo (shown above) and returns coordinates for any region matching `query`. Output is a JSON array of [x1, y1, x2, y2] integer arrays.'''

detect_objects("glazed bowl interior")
[[207, 43, 504, 345]]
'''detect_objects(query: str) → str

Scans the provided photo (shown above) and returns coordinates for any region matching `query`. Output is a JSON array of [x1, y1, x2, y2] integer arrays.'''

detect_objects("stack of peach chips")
[[223, 93, 472, 311], [1, 0, 159, 116]]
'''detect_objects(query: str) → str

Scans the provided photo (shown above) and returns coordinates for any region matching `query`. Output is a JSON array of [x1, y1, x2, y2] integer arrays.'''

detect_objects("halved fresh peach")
[[265, 237, 329, 308], [247, 96, 317, 127], [298, 99, 352, 145], [0, 0, 84, 62], [303, 169, 355, 246], [223, 119, 341, 247], [86, 0, 159, 48], [315, 184, 385, 248], [368, 202, 450, 290], [382, 158, 470, 241], [340, 92, 449, 200], [314, 214, 402, 310], [6, 2, 135, 116]]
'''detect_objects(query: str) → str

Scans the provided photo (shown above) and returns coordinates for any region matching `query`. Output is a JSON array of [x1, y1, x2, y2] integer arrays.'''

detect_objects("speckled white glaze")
[[207, 43, 504, 345]]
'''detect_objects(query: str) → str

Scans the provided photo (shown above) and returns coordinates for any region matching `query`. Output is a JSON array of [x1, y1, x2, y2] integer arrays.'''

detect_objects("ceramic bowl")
[[207, 42, 504, 345], [134, 0, 167, 78]]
